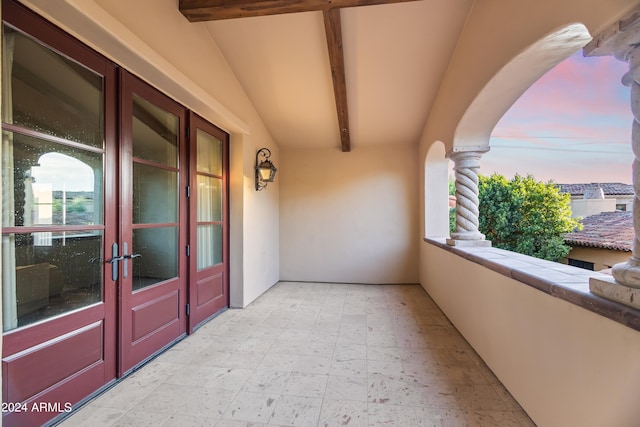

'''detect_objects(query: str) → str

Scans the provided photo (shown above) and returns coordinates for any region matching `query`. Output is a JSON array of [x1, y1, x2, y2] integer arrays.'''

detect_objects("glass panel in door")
[[131, 94, 179, 291]]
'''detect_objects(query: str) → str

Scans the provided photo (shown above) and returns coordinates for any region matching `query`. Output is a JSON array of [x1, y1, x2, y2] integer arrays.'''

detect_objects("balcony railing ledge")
[[424, 237, 640, 332]]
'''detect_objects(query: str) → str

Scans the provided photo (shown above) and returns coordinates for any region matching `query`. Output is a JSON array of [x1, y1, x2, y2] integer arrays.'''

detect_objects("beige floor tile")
[[333, 343, 367, 360], [111, 410, 173, 427], [325, 375, 369, 402], [269, 395, 323, 427], [222, 391, 279, 424], [318, 399, 368, 427], [257, 352, 299, 371], [242, 370, 290, 394], [367, 402, 418, 427], [203, 367, 254, 391], [291, 355, 332, 375], [58, 406, 126, 427], [61, 283, 536, 427], [282, 373, 328, 398], [214, 420, 266, 427], [162, 413, 220, 427], [330, 358, 367, 377]]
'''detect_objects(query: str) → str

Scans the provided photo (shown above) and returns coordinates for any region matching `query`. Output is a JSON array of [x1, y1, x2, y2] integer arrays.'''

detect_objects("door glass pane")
[[132, 95, 178, 167], [197, 176, 222, 222], [197, 224, 222, 270], [196, 129, 222, 175], [2, 231, 103, 332], [133, 163, 177, 224], [2, 131, 103, 227], [132, 227, 177, 291], [3, 25, 104, 148]]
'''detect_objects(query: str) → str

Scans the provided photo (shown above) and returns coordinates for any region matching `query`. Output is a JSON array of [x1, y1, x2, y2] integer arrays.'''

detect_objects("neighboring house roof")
[[564, 211, 633, 251], [556, 183, 634, 196]]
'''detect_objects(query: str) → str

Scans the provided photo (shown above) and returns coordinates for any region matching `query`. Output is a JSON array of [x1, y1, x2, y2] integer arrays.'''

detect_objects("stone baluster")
[[447, 147, 491, 247]]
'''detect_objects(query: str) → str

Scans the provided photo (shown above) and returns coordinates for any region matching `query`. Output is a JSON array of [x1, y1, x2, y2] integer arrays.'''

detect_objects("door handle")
[[106, 243, 123, 281], [122, 243, 142, 279]]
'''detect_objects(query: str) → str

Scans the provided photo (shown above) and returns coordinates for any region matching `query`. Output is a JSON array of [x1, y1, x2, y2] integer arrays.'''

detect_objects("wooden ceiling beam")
[[180, 0, 418, 22], [323, 8, 350, 152]]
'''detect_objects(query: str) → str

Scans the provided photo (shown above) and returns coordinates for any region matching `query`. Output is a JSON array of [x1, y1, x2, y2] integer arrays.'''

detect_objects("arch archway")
[[454, 23, 592, 151]]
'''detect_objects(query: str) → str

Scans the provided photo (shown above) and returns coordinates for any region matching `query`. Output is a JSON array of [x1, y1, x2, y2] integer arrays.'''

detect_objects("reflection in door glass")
[[2, 231, 103, 331], [132, 95, 178, 167], [197, 224, 222, 270], [196, 175, 222, 222], [3, 131, 103, 227], [1, 129, 104, 332], [3, 25, 104, 148], [131, 227, 177, 291], [196, 129, 222, 175], [133, 163, 177, 224]]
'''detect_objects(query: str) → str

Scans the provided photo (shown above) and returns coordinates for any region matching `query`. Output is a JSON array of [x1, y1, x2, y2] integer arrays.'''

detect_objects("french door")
[[188, 113, 229, 331], [1, 1, 229, 425], [1, 2, 118, 426], [118, 71, 188, 375]]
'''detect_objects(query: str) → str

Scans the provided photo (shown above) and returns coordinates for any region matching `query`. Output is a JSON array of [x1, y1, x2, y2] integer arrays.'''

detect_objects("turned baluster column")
[[587, 13, 640, 307], [611, 46, 640, 287], [447, 146, 491, 247]]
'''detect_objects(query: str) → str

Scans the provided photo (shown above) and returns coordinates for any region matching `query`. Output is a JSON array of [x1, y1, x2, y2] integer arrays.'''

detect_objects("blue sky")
[[482, 51, 633, 184]]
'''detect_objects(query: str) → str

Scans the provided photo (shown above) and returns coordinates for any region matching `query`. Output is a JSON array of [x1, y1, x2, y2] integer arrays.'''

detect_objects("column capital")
[[584, 6, 640, 62], [446, 145, 490, 159]]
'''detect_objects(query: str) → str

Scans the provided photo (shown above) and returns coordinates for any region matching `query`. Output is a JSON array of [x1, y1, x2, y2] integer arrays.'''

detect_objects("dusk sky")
[[482, 51, 633, 185]]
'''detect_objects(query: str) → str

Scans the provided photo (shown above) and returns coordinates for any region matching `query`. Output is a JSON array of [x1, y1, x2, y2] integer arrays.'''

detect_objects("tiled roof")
[[556, 182, 634, 196], [564, 211, 633, 251]]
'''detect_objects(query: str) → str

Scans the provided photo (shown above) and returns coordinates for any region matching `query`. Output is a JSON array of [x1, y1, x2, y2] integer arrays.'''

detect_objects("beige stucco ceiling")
[[205, 1, 473, 150]]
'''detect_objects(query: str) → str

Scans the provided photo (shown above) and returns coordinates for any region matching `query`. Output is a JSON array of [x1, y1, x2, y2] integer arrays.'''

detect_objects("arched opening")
[[454, 23, 593, 150], [446, 24, 595, 248]]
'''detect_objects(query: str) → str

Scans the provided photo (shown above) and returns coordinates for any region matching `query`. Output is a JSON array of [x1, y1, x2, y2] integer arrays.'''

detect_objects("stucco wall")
[[280, 145, 419, 284], [564, 246, 630, 271], [421, 242, 640, 427]]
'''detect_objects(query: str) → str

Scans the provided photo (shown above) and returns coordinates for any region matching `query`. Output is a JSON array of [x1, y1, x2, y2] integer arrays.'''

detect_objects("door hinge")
[[186, 304, 190, 316], [186, 245, 190, 256], [186, 185, 190, 198]]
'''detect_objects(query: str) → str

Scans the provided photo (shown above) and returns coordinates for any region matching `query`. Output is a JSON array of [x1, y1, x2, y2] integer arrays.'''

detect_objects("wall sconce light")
[[255, 147, 277, 191]]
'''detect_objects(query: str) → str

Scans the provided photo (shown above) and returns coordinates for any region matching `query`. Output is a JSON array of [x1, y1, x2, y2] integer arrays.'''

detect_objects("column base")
[[612, 257, 640, 289], [590, 276, 640, 310], [446, 238, 492, 247]]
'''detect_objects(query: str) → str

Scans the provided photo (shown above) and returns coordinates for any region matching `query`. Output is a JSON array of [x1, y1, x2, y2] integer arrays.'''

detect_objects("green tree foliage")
[[478, 173, 581, 261]]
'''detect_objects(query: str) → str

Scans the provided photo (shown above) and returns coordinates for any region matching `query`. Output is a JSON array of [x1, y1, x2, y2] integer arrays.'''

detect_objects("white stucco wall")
[[280, 145, 419, 284], [571, 198, 617, 218], [421, 242, 640, 427]]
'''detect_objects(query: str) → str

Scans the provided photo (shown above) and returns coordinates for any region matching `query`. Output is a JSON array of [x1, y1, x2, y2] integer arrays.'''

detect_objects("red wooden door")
[[188, 113, 229, 331], [1, 1, 117, 425], [1, 4, 230, 425], [117, 71, 188, 375]]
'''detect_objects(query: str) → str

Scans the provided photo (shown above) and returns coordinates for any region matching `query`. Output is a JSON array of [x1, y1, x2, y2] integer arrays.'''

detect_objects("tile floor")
[[58, 282, 536, 426]]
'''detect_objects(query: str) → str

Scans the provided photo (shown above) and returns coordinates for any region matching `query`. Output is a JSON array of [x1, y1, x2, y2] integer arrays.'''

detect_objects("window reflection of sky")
[[30, 152, 94, 192]]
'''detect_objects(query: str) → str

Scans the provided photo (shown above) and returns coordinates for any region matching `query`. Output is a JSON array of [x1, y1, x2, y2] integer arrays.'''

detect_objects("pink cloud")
[[488, 52, 633, 183]]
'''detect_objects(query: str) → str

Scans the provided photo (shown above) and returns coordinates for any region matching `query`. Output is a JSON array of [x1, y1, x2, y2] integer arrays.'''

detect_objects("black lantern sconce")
[[255, 148, 277, 191]]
